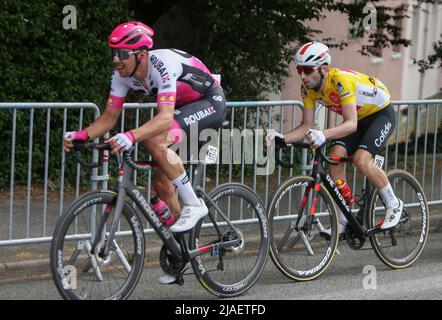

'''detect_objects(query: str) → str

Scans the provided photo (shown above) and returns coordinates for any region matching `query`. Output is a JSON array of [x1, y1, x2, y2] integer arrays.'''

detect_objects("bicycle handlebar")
[[72, 141, 108, 168], [72, 140, 153, 171], [122, 152, 154, 172], [274, 142, 308, 168], [275, 142, 349, 168]]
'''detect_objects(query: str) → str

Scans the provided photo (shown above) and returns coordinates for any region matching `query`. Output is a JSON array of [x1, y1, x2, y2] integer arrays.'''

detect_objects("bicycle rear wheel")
[[190, 183, 270, 297], [50, 191, 145, 300], [368, 169, 429, 269], [268, 176, 339, 281]]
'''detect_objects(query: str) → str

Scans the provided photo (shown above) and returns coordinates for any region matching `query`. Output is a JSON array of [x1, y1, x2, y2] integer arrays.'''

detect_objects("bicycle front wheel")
[[50, 190, 146, 300], [368, 169, 429, 269], [268, 176, 339, 281], [190, 183, 270, 297]]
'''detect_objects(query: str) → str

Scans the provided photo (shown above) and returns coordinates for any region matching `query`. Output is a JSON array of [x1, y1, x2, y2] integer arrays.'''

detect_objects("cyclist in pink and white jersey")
[[64, 22, 226, 256]]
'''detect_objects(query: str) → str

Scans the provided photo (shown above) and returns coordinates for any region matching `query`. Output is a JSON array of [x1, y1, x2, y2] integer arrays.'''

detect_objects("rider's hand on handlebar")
[[109, 131, 135, 153], [265, 131, 286, 147], [63, 129, 89, 152], [305, 129, 326, 149]]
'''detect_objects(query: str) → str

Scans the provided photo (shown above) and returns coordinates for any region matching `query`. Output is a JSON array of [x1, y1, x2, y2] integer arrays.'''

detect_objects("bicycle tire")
[[50, 190, 146, 300], [367, 169, 429, 269], [268, 176, 339, 281], [189, 183, 270, 297]]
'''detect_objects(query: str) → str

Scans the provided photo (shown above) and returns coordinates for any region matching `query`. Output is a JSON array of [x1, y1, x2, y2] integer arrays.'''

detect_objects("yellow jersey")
[[301, 68, 391, 120]]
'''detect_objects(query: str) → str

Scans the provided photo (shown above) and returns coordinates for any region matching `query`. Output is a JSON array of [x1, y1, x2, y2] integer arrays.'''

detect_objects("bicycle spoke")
[[285, 233, 301, 249], [299, 231, 315, 256], [276, 223, 297, 251]]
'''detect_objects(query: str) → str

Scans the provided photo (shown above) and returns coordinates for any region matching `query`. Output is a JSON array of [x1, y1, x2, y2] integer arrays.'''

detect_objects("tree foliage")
[[131, 0, 441, 100], [0, 0, 129, 186]]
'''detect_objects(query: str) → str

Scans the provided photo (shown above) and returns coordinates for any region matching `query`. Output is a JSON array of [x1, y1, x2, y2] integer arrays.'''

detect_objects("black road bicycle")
[[50, 140, 269, 299], [268, 142, 429, 281]]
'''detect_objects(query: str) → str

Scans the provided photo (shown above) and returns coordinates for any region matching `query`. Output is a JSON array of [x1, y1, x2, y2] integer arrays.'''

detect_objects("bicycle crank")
[[345, 228, 365, 250]]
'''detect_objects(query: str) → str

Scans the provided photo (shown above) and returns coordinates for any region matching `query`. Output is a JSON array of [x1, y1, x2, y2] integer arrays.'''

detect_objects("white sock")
[[171, 172, 201, 207], [338, 209, 348, 226], [379, 183, 400, 209]]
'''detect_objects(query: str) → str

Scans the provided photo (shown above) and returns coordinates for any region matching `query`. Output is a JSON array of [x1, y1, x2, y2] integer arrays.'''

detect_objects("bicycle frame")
[[98, 157, 241, 264], [308, 152, 370, 238]]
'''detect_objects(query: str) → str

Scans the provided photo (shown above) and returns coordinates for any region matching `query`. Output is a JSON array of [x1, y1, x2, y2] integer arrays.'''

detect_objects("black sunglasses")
[[111, 49, 140, 61]]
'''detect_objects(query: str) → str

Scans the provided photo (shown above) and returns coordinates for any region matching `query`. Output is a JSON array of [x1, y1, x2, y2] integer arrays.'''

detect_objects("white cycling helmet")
[[294, 42, 331, 67]]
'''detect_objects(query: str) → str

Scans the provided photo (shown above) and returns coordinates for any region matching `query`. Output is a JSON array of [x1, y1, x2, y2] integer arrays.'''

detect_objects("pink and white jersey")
[[106, 49, 221, 110]]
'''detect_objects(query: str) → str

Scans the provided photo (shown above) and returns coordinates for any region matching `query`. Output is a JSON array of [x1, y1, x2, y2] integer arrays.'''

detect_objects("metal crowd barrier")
[[0, 103, 101, 246]]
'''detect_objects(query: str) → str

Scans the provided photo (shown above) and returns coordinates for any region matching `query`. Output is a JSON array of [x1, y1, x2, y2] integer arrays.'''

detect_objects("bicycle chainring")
[[345, 228, 365, 250], [159, 245, 186, 276]]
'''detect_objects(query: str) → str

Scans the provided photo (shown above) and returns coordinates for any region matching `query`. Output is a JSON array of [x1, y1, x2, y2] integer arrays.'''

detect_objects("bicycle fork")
[[81, 168, 131, 279], [276, 179, 318, 255]]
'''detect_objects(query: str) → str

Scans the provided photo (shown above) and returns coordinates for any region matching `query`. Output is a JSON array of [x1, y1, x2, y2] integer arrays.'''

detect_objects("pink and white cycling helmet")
[[294, 42, 331, 67], [108, 21, 154, 50]]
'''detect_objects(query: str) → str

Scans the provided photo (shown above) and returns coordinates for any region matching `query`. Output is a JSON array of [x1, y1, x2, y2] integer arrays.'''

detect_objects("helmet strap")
[[129, 53, 141, 78], [313, 66, 325, 92]]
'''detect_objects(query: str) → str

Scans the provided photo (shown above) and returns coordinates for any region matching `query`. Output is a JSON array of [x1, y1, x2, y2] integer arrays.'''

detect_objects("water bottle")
[[336, 179, 355, 205], [150, 195, 175, 227]]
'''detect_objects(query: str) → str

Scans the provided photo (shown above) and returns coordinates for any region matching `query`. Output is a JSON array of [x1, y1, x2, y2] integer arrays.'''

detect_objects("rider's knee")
[[145, 137, 168, 157], [353, 155, 372, 175]]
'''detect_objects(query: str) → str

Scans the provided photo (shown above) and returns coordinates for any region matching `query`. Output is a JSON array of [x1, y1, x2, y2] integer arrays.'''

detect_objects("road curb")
[[1, 217, 442, 283], [1, 259, 51, 280], [0, 263, 6, 279], [0, 243, 164, 283]]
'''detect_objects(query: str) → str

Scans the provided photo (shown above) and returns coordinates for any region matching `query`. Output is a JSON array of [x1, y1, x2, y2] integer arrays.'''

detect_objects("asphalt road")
[[1, 230, 442, 300]]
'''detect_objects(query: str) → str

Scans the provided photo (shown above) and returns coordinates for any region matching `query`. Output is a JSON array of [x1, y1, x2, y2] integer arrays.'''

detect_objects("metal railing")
[[1, 99, 442, 247], [0, 103, 101, 246]]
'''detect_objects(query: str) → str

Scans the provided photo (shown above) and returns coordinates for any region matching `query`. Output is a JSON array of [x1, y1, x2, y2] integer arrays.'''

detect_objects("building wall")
[[401, 1, 442, 100], [280, 0, 442, 102]]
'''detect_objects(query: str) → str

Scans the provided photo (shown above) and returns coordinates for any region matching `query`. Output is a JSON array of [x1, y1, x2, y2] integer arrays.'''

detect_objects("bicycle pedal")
[[175, 276, 185, 286]]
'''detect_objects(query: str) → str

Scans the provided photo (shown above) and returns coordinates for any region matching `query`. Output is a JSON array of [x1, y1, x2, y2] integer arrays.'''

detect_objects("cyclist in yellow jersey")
[[267, 41, 403, 237], [302, 67, 391, 120]]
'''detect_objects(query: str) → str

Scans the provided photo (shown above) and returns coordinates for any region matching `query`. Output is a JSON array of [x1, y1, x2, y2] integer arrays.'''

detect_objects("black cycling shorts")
[[330, 104, 396, 157], [167, 85, 226, 159]]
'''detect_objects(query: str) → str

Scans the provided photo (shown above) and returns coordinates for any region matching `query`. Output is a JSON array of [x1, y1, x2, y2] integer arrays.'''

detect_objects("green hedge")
[[0, 0, 130, 187]]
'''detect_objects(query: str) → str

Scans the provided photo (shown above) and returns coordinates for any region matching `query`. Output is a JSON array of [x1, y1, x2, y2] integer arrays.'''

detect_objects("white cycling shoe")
[[380, 200, 404, 230], [169, 198, 208, 233], [159, 273, 177, 285]]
